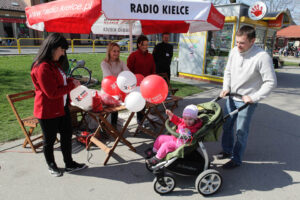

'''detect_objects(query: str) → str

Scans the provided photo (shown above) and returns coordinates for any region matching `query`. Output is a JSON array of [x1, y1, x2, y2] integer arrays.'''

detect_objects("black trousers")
[[111, 112, 118, 125], [38, 106, 73, 167], [137, 107, 145, 123]]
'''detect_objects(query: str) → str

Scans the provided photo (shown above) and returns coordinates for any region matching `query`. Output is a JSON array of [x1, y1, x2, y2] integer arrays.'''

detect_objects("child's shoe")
[[146, 156, 160, 167], [144, 148, 156, 159]]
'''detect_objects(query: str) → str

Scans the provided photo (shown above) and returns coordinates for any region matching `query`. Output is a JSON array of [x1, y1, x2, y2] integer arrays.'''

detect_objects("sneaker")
[[222, 159, 241, 169], [144, 148, 156, 159], [216, 151, 232, 159], [137, 120, 146, 128], [146, 156, 160, 167], [65, 161, 88, 173], [48, 165, 63, 177]]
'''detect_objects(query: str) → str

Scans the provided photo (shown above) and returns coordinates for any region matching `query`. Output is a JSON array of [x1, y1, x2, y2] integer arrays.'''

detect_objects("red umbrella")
[[25, 0, 225, 35]]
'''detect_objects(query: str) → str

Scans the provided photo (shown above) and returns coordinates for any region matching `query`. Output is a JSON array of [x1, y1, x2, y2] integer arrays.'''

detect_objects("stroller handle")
[[212, 93, 242, 102], [211, 93, 250, 120]]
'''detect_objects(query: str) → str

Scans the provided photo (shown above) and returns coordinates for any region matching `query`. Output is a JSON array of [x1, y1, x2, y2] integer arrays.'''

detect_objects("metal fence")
[[0, 37, 179, 54]]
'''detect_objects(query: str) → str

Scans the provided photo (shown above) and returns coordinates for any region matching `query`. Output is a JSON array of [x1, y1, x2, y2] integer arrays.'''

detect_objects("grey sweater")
[[223, 45, 277, 102]]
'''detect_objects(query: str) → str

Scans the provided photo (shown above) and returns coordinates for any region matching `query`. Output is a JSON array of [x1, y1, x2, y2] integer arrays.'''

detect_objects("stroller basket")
[[164, 101, 223, 161]]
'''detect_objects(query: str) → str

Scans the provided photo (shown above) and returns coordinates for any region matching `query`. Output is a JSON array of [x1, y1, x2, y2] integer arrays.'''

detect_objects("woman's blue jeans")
[[222, 98, 257, 165]]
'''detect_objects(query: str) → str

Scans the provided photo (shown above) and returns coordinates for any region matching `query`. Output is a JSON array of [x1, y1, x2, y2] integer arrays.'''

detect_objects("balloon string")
[[162, 102, 167, 111]]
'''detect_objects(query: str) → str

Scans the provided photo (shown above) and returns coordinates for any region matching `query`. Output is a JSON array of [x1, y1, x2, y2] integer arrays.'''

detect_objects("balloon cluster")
[[101, 71, 168, 112]]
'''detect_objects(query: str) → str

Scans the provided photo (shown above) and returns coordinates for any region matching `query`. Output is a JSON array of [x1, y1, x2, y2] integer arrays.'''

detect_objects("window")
[[255, 28, 266, 49], [205, 24, 234, 77], [265, 29, 276, 56]]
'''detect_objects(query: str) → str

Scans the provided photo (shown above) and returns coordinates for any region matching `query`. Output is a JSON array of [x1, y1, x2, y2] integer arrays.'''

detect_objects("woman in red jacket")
[[31, 33, 87, 177], [127, 35, 156, 124]]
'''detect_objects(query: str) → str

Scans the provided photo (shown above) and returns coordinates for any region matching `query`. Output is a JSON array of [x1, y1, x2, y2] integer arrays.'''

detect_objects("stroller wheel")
[[195, 169, 222, 196], [153, 173, 176, 194]]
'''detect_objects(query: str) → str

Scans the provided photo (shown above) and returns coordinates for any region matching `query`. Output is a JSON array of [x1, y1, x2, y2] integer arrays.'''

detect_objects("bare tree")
[[258, 0, 298, 24], [211, 0, 231, 4], [260, 0, 295, 12]]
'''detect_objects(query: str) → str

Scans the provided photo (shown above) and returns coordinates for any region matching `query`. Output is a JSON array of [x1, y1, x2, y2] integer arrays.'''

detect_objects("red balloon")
[[101, 76, 120, 96], [119, 90, 127, 102], [135, 74, 144, 86], [140, 75, 168, 104]]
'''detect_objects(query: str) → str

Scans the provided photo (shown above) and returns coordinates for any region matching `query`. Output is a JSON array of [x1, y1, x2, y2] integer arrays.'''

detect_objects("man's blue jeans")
[[222, 98, 257, 165]]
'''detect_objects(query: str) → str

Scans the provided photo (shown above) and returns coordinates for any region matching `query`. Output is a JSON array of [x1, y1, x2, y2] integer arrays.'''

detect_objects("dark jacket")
[[152, 42, 173, 74]]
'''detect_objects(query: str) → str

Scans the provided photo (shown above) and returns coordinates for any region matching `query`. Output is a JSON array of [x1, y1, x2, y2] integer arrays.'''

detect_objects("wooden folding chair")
[[158, 73, 179, 95], [6, 90, 43, 153]]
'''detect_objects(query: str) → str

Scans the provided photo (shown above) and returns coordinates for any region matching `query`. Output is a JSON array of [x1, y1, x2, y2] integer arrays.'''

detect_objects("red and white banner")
[[103, 0, 211, 21], [26, 0, 224, 34]]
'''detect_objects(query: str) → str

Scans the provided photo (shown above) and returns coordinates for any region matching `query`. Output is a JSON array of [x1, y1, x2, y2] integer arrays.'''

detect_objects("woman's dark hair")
[[136, 34, 148, 49], [236, 25, 256, 41], [31, 33, 69, 70]]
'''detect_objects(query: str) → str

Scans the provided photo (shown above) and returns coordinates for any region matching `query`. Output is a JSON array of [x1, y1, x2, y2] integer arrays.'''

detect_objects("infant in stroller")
[[146, 104, 203, 167], [144, 100, 224, 195]]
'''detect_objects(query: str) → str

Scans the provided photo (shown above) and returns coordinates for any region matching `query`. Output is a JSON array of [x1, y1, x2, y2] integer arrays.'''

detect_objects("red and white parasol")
[[25, 0, 225, 35]]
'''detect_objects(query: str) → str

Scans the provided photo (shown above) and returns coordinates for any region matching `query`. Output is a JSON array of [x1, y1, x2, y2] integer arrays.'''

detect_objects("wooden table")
[[86, 105, 136, 165], [134, 96, 182, 138]]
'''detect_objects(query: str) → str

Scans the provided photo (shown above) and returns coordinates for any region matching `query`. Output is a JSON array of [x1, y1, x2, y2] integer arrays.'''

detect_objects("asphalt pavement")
[[0, 66, 300, 200]]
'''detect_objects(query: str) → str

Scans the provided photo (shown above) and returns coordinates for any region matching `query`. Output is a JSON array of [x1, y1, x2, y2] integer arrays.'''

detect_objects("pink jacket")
[[171, 115, 203, 135]]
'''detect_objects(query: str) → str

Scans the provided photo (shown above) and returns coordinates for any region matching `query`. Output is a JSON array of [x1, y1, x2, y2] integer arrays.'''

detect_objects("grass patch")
[[283, 61, 300, 66], [0, 53, 202, 143]]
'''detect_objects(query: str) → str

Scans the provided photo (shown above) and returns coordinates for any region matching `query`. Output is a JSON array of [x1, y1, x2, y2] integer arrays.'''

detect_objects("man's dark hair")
[[236, 25, 256, 40], [136, 34, 148, 49], [162, 32, 170, 36]]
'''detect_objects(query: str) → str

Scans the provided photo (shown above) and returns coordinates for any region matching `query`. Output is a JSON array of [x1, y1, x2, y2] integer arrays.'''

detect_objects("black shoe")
[[65, 161, 88, 173], [216, 151, 232, 159], [137, 120, 146, 128], [146, 156, 160, 167], [144, 148, 156, 159], [48, 164, 63, 177], [222, 159, 241, 169]]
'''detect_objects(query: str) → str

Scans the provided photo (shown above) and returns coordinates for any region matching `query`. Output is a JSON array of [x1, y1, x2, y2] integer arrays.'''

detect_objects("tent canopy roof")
[[276, 25, 300, 38]]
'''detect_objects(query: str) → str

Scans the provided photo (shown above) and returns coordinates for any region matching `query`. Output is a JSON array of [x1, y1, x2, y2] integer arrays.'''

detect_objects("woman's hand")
[[73, 79, 81, 88]]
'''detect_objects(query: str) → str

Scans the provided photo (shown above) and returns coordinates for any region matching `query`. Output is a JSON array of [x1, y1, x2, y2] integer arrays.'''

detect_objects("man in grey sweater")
[[218, 26, 277, 169]]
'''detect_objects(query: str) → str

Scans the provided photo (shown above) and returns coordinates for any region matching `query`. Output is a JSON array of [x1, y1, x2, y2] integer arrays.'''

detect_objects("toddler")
[[146, 104, 203, 167]]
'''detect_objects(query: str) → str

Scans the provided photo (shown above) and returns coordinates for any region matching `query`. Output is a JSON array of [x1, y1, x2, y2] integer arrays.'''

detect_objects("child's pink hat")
[[183, 104, 198, 119]]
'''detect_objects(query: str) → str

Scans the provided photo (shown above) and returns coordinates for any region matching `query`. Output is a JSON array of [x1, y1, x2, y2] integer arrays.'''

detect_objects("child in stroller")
[[145, 104, 203, 167], [144, 100, 225, 195], [145, 96, 249, 195]]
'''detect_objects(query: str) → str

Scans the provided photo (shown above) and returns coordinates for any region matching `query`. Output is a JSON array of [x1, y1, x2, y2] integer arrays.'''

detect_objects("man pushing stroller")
[[217, 25, 277, 169]]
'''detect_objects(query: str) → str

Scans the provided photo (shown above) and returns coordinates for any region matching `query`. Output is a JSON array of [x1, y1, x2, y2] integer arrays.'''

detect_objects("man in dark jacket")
[[153, 33, 173, 81]]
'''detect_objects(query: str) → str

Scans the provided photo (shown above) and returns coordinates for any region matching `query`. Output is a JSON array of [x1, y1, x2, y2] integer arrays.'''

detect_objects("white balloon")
[[117, 71, 137, 93], [70, 85, 93, 111], [125, 91, 145, 112]]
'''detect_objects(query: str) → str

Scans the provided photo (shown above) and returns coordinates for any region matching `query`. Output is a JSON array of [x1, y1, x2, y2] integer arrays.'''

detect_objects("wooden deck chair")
[[6, 90, 43, 153], [158, 73, 179, 95]]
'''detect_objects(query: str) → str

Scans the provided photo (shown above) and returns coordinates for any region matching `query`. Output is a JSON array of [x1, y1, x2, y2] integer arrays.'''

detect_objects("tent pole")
[[129, 22, 133, 53]]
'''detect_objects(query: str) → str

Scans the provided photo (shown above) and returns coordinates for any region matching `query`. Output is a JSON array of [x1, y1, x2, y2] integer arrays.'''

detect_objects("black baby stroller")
[[145, 95, 249, 196]]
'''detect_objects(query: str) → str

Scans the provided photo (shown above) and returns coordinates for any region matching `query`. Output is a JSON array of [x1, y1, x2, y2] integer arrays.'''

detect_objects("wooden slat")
[[90, 136, 111, 154]]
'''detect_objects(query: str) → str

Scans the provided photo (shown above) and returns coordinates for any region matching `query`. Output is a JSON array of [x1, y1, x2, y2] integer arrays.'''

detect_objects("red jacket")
[[127, 49, 156, 76], [31, 61, 75, 119]]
